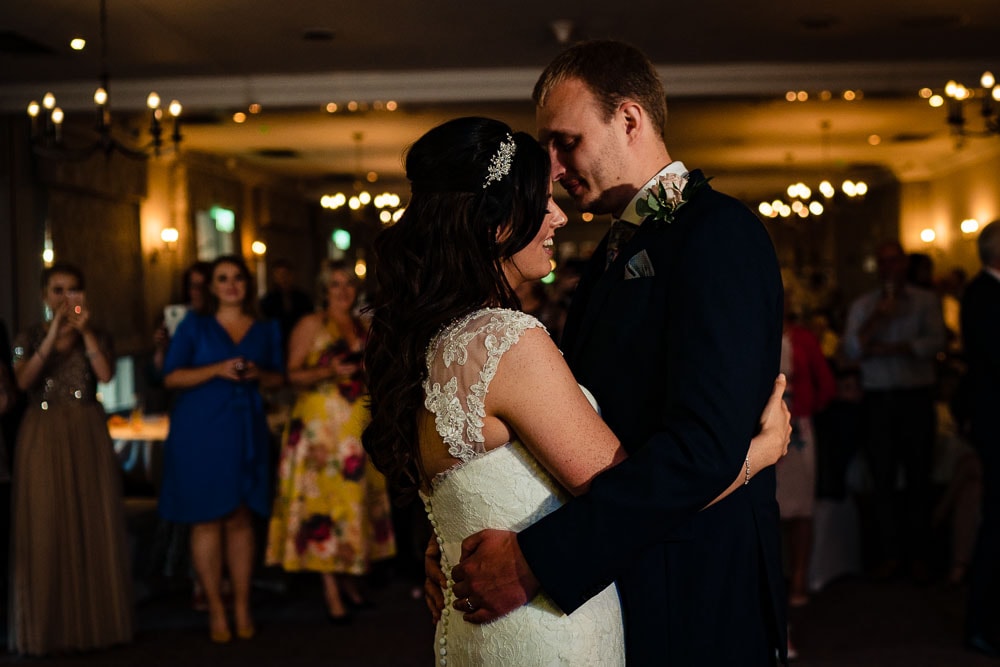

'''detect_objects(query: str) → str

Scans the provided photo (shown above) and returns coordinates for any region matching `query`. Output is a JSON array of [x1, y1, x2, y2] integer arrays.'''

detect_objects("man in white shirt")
[[843, 240, 946, 580]]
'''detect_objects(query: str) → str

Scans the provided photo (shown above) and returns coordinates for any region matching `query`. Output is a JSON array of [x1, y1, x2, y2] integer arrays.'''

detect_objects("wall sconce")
[[251, 241, 267, 297], [149, 226, 179, 265], [920, 228, 937, 243], [160, 226, 179, 249], [961, 218, 980, 235]]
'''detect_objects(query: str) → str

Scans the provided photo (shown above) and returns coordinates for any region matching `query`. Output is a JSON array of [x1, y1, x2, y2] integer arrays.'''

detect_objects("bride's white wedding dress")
[[421, 308, 624, 666]]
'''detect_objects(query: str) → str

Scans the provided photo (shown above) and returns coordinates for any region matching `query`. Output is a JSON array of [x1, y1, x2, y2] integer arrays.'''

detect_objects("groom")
[[449, 40, 787, 665]]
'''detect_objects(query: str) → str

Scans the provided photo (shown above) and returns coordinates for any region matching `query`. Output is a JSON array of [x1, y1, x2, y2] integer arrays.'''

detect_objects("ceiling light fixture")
[[757, 122, 867, 221], [930, 71, 999, 143], [25, 0, 182, 160], [758, 178, 868, 220], [319, 132, 405, 222]]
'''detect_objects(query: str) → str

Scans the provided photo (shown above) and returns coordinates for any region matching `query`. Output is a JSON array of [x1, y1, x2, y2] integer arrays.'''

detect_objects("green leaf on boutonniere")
[[636, 170, 712, 227]]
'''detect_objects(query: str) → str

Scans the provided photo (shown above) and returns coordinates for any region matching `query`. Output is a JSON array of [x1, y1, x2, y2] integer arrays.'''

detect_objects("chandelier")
[[922, 71, 999, 141], [758, 178, 868, 220], [25, 0, 182, 160], [757, 121, 870, 221], [319, 132, 405, 224]]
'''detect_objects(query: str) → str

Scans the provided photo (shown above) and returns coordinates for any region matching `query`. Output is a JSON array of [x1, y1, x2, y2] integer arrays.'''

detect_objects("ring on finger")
[[463, 597, 476, 612]]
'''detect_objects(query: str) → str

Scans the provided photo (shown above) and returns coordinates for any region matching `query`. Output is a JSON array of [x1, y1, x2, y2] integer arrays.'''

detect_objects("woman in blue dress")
[[160, 255, 283, 643]]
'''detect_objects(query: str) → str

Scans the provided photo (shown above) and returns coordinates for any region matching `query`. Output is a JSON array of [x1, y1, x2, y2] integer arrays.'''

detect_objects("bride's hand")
[[754, 373, 791, 467], [703, 374, 792, 508]]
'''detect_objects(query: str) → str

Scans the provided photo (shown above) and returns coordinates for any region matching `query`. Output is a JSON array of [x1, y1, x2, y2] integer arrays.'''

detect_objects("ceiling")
[[2, 0, 1000, 202]]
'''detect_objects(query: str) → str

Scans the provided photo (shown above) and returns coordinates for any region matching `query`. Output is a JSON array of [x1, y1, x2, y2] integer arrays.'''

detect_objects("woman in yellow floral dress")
[[266, 261, 395, 621]]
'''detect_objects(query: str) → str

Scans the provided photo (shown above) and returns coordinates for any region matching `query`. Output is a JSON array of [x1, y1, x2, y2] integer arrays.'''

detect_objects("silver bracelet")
[[744, 455, 751, 486]]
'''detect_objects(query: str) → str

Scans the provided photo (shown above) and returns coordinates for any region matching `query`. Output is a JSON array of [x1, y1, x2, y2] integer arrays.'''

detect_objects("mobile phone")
[[67, 290, 85, 314], [163, 304, 189, 336]]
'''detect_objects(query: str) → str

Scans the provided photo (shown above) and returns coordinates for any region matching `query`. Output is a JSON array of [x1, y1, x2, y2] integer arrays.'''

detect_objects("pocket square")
[[624, 249, 655, 279]]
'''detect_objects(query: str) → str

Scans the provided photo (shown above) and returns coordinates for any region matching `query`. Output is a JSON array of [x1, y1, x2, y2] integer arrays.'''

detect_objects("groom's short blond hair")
[[532, 40, 668, 139]]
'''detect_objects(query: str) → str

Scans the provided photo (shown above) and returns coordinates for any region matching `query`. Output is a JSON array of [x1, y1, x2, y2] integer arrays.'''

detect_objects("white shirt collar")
[[615, 161, 688, 226], [986, 266, 1000, 283]]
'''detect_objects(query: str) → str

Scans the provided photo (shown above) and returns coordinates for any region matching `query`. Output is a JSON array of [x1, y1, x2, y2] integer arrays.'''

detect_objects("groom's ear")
[[619, 101, 644, 144]]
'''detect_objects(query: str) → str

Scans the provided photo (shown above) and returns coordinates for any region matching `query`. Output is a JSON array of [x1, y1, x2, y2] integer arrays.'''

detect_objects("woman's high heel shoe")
[[209, 610, 232, 644], [210, 628, 232, 644], [236, 625, 256, 640]]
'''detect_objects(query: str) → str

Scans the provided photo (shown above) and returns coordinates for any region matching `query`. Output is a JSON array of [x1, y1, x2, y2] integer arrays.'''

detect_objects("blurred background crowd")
[[0, 220, 998, 661]]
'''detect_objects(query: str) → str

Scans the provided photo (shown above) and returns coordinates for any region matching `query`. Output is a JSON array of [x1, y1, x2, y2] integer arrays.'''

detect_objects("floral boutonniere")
[[635, 171, 711, 227]]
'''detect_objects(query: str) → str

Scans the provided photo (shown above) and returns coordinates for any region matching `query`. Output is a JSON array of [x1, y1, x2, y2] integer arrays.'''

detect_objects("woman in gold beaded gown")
[[8, 263, 132, 656]]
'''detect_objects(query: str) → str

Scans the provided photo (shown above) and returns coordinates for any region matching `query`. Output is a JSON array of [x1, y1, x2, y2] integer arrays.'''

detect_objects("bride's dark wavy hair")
[[363, 117, 550, 501]]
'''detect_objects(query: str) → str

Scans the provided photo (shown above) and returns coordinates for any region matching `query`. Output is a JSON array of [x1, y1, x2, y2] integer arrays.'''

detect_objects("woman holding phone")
[[160, 255, 283, 643], [8, 262, 132, 656], [266, 260, 395, 623]]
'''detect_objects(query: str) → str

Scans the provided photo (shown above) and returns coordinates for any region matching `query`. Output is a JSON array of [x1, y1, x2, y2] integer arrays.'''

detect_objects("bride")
[[362, 117, 790, 665]]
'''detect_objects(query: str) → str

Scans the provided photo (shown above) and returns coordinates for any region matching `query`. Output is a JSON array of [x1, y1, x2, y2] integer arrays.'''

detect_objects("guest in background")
[[0, 321, 14, 591], [808, 362, 866, 598], [962, 220, 1000, 657], [940, 267, 967, 355], [907, 252, 935, 290], [813, 364, 864, 501], [0, 318, 16, 465], [931, 401, 981, 587], [259, 258, 314, 352], [150, 261, 212, 389], [159, 255, 284, 643], [266, 261, 395, 622], [8, 262, 132, 655], [145, 260, 213, 605], [778, 300, 837, 610], [807, 310, 841, 361], [0, 338, 11, 477], [844, 241, 946, 580]]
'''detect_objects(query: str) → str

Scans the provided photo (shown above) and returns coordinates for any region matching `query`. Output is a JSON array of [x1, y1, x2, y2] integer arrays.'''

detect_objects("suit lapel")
[[562, 170, 714, 366], [563, 217, 654, 364]]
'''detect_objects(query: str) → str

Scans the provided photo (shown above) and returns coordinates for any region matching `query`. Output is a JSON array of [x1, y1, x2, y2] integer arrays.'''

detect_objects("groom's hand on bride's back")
[[451, 529, 541, 624]]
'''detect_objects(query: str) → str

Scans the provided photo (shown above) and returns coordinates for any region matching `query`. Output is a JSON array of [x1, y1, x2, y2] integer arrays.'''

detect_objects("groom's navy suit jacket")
[[519, 173, 787, 666]]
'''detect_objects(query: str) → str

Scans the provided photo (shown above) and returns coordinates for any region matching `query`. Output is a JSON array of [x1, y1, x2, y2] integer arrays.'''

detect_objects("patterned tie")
[[606, 219, 638, 269]]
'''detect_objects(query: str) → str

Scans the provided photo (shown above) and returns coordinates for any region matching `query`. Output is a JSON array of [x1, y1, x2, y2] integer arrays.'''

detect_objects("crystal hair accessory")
[[483, 133, 516, 189]]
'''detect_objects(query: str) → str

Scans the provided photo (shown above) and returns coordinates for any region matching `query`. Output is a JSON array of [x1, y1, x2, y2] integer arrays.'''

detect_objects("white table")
[[109, 415, 169, 495]]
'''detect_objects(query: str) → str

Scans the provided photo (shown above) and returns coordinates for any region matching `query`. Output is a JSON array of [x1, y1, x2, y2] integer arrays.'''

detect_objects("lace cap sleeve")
[[423, 308, 546, 463]]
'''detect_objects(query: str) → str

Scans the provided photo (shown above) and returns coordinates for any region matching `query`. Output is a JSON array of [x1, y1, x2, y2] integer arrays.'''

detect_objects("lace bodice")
[[420, 308, 624, 666], [423, 307, 545, 466]]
